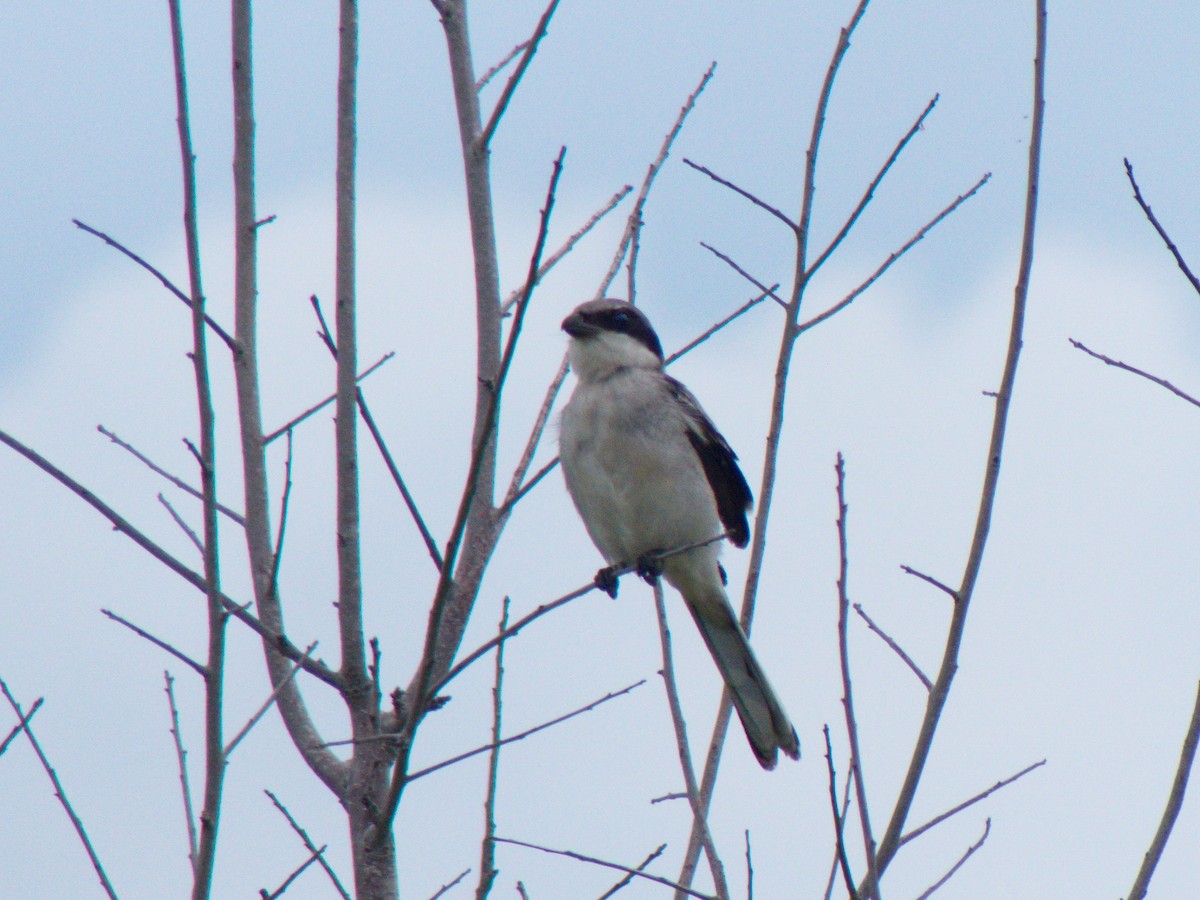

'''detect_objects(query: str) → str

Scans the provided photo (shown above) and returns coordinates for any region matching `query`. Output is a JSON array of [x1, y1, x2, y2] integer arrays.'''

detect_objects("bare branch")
[[408, 680, 646, 783], [698, 243, 788, 308], [653, 582, 729, 899], [98, 426, 245, 526], [835, 455, 881, 899], [807, 94, 940, 278], [0, 697, 43, 759], [1069, 339, 1200, 410], [476, 39, 528, 92], [103, 608, 206, 677], [476, 598, 510, 900], [872, 1, 1046, 879], [899, 565, 959, 601], [498, 354, 569, 518], [797, 173, 991, 337], [260, 845, 327, 899], [1127, 680, 1200, 900], [265, 790, 353, 900], [900, 758, 1045, 848], [479, 0, 562, 149], [495, 838, 717, 900], [0, 677, 119, 899], [596, 844, 667, 899], [163, 673, 199, 878], [430, 869, 472, 900], [1123, 158, 1200, 297], [913, 819, 991, 900], [823, 726, 859, 900], [664, 285, 780, 365], [72, 219, 236, 351], [744, 830, 754, 900], [159, 492, 204, 554], [226, 643, 318, 757], [683, 158, 797, 231], [262, 351, 395, 444], [853, 603, 932, 691]]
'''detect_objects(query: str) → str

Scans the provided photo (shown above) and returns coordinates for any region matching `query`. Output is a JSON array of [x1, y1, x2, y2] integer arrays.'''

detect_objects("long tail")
[[680, 582, 800, 769]]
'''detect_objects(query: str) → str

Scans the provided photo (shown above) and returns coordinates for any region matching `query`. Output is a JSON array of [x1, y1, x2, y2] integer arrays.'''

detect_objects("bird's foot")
[[717, 562, 728, 586], [635, 552, 664, 585], [594, 566, 619, 598]]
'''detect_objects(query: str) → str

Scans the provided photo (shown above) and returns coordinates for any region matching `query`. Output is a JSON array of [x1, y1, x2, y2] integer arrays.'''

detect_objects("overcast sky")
[[3, 2, 1200, 898]]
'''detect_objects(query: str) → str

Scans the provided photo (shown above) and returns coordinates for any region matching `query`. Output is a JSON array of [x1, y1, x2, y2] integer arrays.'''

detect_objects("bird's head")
[[562, 299, 664, 382]]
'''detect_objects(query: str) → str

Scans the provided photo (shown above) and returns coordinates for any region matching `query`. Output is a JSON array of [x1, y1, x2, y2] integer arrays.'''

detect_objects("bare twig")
[[872, 1, 1047, 880], [103, 608, 206, 677], [430, 868, 472, 899], [260, 845, 327, 899], [262, 351, 395, 444], [1069, 339, 1200, 410], [479, 0, 562, 149], [1123, 158, 1200, 297], [652, 582, 728, 899], [476, 40, 529, 92], [698, 243, 788, 308], [495, 838, 717, 900], [744, 831, 754, 900], [265, 790, 352, 900], [899, 565, 959, 601], [226, 643, 318, 757], [823, 726, 858, 900], [900, 758, 1044, 848], [597, 844, 668, 899], [408, 680, 645, 783], [853, 603, 932, 691], [664, 286, 781, 365], [913, 819, 991, 900], [0, 678, 119, 899], [72, 219, 235, 351], [683, 158, 797, 231], [1127, 681, 1200, 900], [796, 173, 991, 337], [476, 598, 510, 900], [164, 673, 199, 878], [498, 354, 570, 518], [0, 698, 43, 759], [98, 426, 245, 526], [159, 493, 204, 554], [835, 455, 881, 899]]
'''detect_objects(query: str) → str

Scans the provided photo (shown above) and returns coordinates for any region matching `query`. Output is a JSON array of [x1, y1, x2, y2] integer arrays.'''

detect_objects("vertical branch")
[[1127, 680, 1200, 900], [680, 2, 871, 886], [230, 0, 345, 797], [872, 0, 1047, 878], [652, 583, 728, 900], [164, 671, 199, 878], [168, 3, 227, 896], [834, 455, 879, 899], [475, 598, 510, 900]]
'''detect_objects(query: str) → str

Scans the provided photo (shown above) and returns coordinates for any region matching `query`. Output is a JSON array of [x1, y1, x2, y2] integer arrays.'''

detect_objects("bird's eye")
[[612, 310, 630, 328]]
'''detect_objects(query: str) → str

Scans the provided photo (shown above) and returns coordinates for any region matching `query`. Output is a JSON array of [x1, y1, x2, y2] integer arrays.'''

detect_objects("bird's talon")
[[635, 553, 663, 584], [594, 567, 619, 598], [717, 562, 728, 586]]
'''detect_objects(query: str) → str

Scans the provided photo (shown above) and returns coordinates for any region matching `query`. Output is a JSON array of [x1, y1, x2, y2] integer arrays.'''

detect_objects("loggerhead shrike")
[[559, 298, 800, 769]]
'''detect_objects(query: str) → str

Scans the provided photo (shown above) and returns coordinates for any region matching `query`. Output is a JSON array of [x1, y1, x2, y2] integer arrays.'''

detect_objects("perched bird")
[[558, 298, 800, 769]]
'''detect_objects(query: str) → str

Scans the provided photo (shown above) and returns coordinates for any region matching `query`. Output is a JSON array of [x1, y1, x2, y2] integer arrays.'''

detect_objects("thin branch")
[[265, 790, 352, 900], [597, 845, 668, 899], [159, 492, 204, 554], [164, 673, 199, 878], [262, 351, 395, 444], [597, 62, 716, 300], [260, 845, 327, 899], [913, 819, 991, 900], [0, 429, 342, 689], [872, 1, 1046, 879], [1124, 158, 1200, 297], [664, 286, 780, 365], [476, 39, 528, 92], [0, 677, 119, 899], [807, 94, 940, 278], [835, 455, 881, 900], [653, 582, 728, 899], [495, 838, 717, 900], [407, 679, 645, 783], [698, 243, 788, 308], [683, 158, 797, 231], [475, 598, 510, 900], [853, 603, 932, 691], [1069, 339, 1200, 410], [225, 643, 318, 757], [103, 608, 206, 677], [1127, 680, 1200, 900], [900, 758, 1045, 848], [796, 173, 991, 337], [98, 426, 244, 526], [478, 0, 561, 149], [430, 869, 472, 900], [498, 355, 570, 517], [0, 697, 43, 759], [744, 831, 753, 900], [823, 726, 858, 900], [71, 219, 235, 351], [899, 565, 959, 601]]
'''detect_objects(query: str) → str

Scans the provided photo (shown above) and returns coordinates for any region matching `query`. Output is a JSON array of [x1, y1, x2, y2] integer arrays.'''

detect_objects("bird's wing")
[[664, 375, 754, 548]]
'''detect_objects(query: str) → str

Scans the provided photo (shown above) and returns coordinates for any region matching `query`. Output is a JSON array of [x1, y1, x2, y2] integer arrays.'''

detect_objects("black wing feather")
[[666, 376, 754, 548]]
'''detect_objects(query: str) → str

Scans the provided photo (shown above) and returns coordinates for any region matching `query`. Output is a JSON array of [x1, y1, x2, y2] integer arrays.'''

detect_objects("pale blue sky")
[[3, 2, 1200, 897]]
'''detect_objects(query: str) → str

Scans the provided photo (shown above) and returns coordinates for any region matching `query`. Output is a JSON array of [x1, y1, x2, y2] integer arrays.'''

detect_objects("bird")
[[558, 297, 800, 769]]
